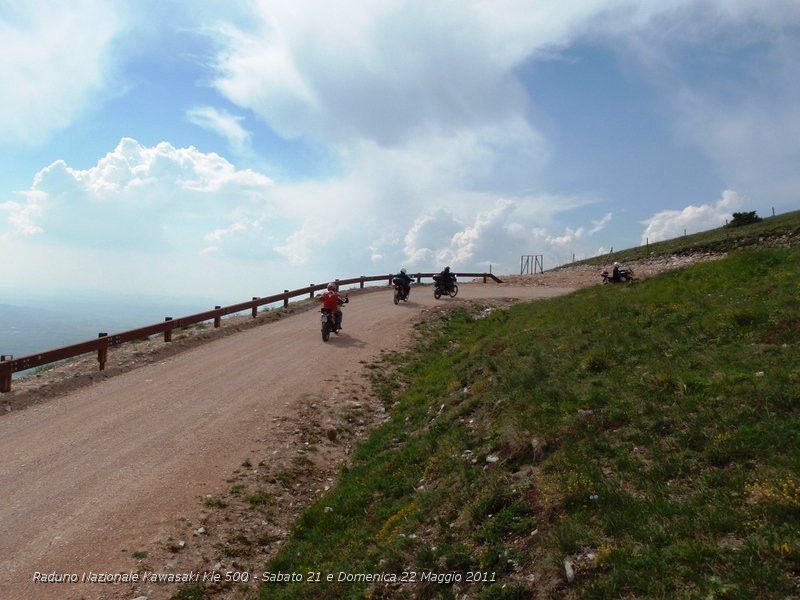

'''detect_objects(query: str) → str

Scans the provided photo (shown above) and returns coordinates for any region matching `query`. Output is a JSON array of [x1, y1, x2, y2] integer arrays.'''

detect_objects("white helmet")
[[613, 262, 620, 267], [327, 282, 336, 291], [400, 267, 407, 275]]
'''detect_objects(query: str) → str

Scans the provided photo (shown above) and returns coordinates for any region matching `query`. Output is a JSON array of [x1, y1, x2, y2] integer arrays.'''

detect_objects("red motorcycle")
[[320, 295, 348, 342]]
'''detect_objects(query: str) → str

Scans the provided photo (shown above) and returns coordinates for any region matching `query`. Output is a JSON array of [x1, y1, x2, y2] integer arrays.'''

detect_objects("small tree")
[[727, 211, 762, 227]]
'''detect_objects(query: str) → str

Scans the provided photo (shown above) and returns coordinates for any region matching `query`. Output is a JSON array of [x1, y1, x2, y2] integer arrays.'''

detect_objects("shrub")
[[727, 211, 762, 227]]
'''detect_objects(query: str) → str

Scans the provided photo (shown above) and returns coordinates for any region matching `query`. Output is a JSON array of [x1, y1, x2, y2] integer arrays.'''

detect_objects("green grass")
[[172, 585, 205, 600], [573, 209, 800, 266], [203, 496, 227, 509], [257, 247, 799, 599], [247, 490, 270, 507]]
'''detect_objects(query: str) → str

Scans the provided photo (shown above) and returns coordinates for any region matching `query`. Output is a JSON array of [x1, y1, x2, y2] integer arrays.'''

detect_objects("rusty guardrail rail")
[[0, 271, 502, 393]]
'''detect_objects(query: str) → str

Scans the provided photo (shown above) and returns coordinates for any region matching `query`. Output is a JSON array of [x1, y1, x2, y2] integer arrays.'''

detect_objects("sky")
[[1, 0, 799, 302]]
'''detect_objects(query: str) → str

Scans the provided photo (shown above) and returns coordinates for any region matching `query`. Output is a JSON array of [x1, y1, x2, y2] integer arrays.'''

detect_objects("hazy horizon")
[[0, 291, 214, 359]]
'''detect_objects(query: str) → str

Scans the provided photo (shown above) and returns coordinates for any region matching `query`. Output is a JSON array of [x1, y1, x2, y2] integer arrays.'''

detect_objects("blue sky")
[[1, 1, 798, 301]]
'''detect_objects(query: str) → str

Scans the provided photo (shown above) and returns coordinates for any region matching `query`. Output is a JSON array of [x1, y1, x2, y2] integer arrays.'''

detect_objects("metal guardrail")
[[0, 271, 502, 393]]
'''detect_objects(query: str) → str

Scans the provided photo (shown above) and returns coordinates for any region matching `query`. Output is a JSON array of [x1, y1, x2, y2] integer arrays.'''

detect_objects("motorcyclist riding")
[[320, 282, 348, 333], [392, 268, 413, 299], [434, 266, 456, 292]]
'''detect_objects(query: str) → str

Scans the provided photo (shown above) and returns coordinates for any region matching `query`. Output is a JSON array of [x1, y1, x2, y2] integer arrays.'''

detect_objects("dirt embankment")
[[496, 251, 723, 289]]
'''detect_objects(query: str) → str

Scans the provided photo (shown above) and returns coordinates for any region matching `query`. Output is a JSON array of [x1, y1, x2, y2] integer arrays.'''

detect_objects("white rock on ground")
[[564, 558, 575, 583]]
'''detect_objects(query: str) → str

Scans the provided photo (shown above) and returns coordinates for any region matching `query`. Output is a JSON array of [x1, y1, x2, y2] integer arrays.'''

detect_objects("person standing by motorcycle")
[[392, 268, 413, 300], [320, 283, 348, 332], [611, 262, 622, 283]]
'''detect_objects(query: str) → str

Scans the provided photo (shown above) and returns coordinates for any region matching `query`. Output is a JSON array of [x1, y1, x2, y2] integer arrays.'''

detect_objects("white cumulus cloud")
[[1, 138, 274, 254], [209, 1, 532, 146], [402, 199, 614, 272], [403, 210, 465, 265], [641, 189, 743, 243], [0, 195, 44, 237], [205, 1, 800, 148], [8, 0, 798, 290], [193, 0, 800, 275]]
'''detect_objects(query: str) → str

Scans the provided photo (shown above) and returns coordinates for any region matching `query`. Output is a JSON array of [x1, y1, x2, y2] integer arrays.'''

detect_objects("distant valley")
[[0, 292, 215, 364]]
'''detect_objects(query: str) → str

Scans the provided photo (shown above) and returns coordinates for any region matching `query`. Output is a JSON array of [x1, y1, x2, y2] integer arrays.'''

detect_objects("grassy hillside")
[[575, 209, 800, 266], [256, 247, 799, 599]]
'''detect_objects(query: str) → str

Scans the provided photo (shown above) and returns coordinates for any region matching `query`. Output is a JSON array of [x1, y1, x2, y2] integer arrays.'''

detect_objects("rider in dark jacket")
[[611, 262, 622, 283], [434, 266, 456, 291], [392, 268, 413, 298]]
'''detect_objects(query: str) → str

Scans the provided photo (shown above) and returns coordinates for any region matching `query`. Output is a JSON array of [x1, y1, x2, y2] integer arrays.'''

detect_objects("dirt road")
[[0, 283, 572, 599]]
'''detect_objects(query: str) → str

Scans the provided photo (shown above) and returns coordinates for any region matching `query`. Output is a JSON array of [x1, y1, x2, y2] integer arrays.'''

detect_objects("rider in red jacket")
[[320, 283, 348, 331]]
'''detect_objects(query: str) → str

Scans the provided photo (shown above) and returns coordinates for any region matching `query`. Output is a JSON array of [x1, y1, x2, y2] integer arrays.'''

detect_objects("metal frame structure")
[[520, 254, 543, 275]]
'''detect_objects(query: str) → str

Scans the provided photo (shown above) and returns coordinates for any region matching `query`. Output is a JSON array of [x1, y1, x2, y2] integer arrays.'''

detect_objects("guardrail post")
[[252, 298, 259, 318], [97, 333, 108, 371], [214, 307, 221, 328], [335, 278, 340, 291], [284, 290, 289, 308], [388, 275, 393, 285], [360, 276, 364, 289], [0, 355, 12, 393], [483, 274, 487, 283], [416, 273, 421, 284], [164, 317, 173, 342], [309, 284, 314, 299]]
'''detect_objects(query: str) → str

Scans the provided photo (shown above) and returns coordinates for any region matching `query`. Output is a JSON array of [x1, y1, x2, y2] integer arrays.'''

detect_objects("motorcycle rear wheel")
[[449, 284, 459, 298], [434, 288, 442, 300], [393, 291, 400, 305]]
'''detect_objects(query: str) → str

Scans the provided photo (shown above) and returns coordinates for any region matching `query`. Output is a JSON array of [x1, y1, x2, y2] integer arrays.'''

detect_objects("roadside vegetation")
[[572, 209, 800, 266], [258, 246, 800, 598]]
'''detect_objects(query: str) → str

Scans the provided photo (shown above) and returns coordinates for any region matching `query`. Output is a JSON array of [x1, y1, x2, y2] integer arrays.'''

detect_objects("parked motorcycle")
[[392, 277, 410, 305], [433, 275, 458, 299], [600, 267, 634, 284]]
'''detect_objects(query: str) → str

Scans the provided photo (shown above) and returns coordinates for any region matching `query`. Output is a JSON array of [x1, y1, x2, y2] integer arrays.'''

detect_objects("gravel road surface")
[[0, 283, 572, 599]]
